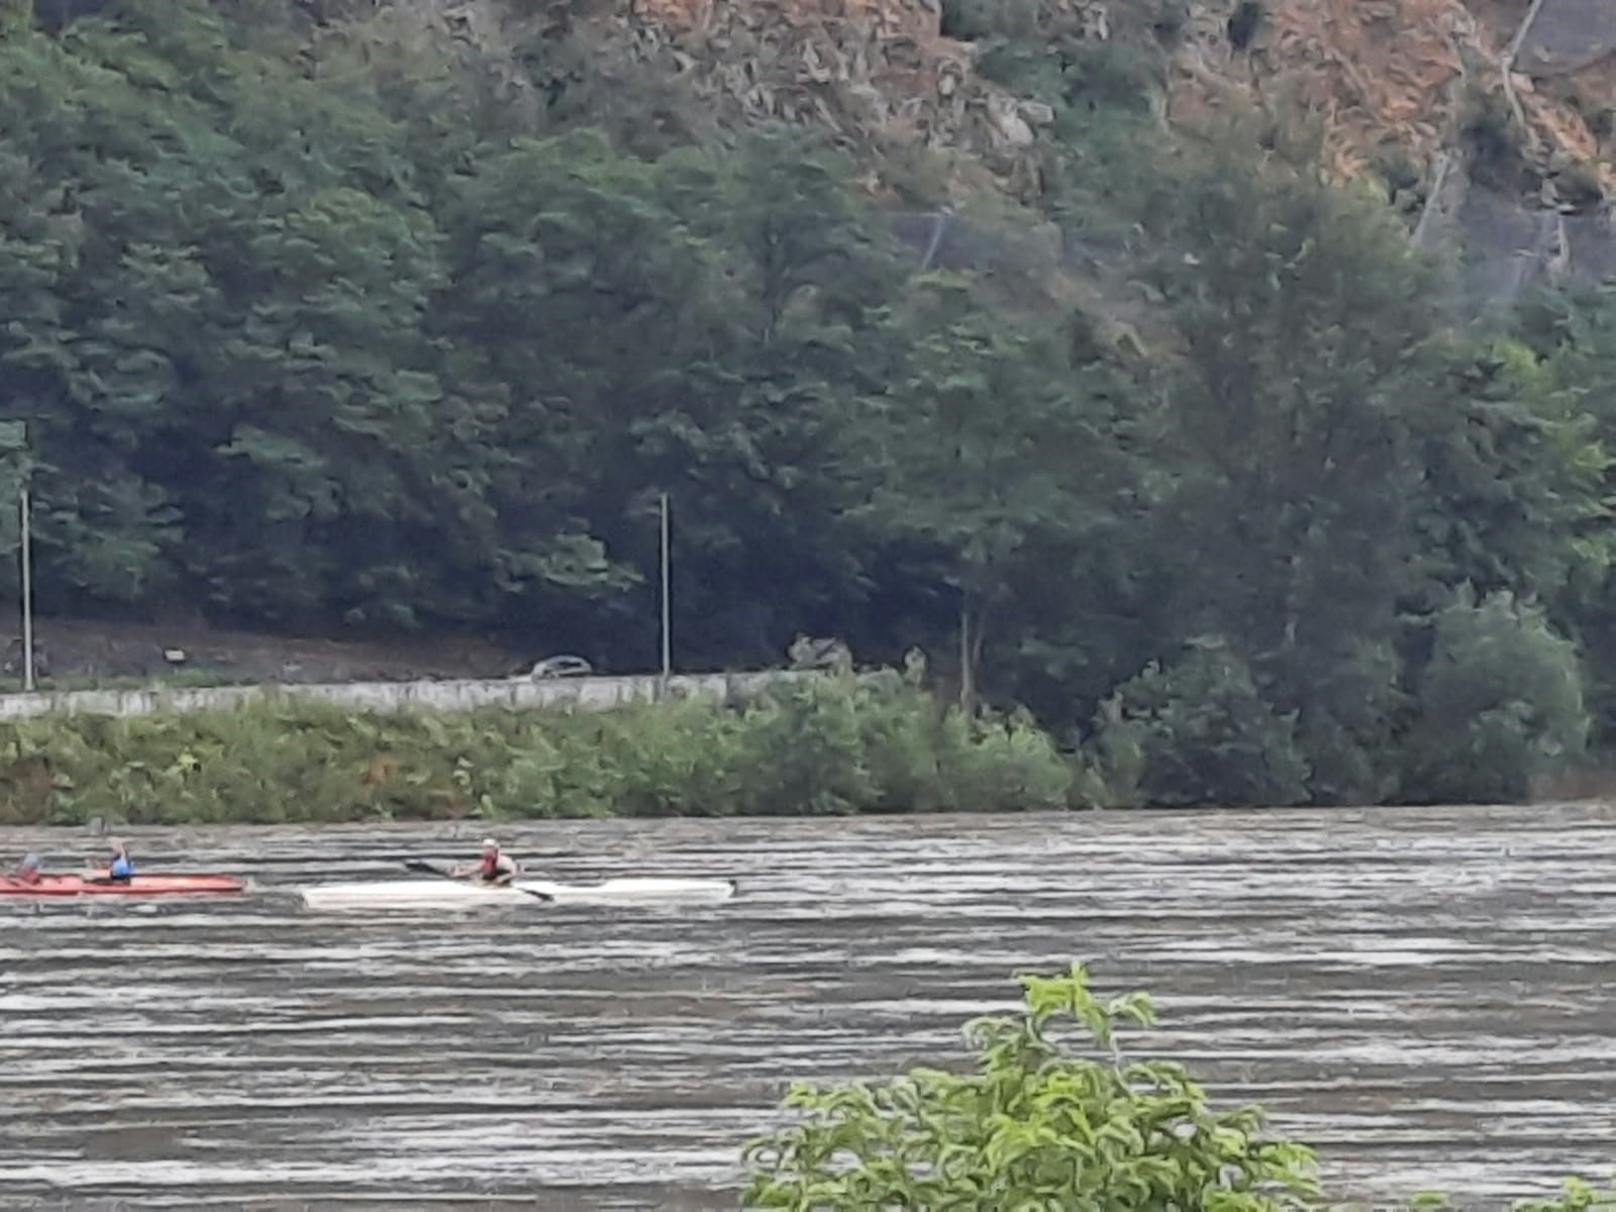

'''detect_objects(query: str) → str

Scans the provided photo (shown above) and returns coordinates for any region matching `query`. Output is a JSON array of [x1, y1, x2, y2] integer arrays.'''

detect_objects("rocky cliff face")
[[1171, 0, 1616, 304], [1173, 0, 1613, 190], [360, 0, 1616, 301]]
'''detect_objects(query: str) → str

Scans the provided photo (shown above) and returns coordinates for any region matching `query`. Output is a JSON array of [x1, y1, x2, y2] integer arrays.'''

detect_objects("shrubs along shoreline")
[[0, 673, 1074, 826], [0, 654, 1591, 827]]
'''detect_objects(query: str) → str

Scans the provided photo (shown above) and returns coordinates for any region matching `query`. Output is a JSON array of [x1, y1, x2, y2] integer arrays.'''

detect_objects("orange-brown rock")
[[361, 0, 1614, 207], [1173, 0, 1611, 197]]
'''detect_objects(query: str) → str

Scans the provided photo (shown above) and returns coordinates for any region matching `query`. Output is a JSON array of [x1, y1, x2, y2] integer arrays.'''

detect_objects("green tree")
[[1514, 285, 1616, 739], [1410, 336, 1609, 609], [0, 0, 509, 625], [1138, 120, 1445, 802], [0, 0, 31, 36], [438, 128, 719, 655], [0, 20, 191, 606], [0, 145, 76, 601], [744, 964, 1322, 1210], [1092, 637, 1311, 808], [1401, 589, 1588, 803], [744, 965, 1614, 1211], [869, 278, 1133, 712], [595, 131, 904, 667]]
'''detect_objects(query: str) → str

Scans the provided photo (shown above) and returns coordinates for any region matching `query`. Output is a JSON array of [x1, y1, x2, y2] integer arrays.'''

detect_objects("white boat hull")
[[300, 876, 736, 911]]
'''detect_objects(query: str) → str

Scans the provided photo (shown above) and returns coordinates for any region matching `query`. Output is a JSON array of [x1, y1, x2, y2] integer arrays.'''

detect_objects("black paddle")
[[402, 859, 552, 902]]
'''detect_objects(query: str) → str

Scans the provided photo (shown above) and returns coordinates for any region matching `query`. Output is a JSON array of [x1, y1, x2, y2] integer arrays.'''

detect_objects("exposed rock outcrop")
[[348, 0, 1616, 298]]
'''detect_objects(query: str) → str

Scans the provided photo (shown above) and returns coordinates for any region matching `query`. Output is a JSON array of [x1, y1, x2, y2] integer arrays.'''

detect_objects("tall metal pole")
[[20, 487, 33, 692], [659, 492, 671, 687]]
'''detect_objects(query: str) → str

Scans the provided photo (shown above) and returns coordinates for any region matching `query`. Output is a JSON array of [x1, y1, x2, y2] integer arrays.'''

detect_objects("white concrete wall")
[[0, 671, 817, 720]]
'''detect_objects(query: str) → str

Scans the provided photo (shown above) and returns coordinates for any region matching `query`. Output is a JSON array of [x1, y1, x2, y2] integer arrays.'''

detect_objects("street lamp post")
[[19, 487, 31, 691], [659, 492, 671, 693], [0, 421, 28, 692]]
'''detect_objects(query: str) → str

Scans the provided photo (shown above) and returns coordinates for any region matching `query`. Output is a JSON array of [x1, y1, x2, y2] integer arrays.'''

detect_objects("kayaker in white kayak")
[[451, 838, 519, 885]]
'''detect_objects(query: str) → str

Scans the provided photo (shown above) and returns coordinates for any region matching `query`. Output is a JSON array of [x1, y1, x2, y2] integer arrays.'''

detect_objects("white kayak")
[[300, 876, 736, 912]]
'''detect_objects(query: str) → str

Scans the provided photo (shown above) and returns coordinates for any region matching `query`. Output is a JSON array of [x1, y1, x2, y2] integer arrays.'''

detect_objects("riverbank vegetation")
[[742, 964, 1616, 1211], [0, 674, 1075, 824], [0, 661, 1584, 825], [2, 0, 1615, 806]]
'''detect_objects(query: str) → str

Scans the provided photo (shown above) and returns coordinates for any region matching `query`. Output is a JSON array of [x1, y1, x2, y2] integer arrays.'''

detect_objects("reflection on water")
[[3, 805, 1615, 1209]]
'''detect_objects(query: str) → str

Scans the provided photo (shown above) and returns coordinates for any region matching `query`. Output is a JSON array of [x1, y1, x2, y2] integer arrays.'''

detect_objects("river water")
[[2, 805, 1614, 1210]]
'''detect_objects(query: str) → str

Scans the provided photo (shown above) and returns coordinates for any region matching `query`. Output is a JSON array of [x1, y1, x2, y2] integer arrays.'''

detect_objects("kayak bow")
[[0, 873, 246, 897]]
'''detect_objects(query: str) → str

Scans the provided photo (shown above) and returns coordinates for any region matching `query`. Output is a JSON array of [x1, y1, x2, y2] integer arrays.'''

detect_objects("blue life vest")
[[109, 855, 134, 879]]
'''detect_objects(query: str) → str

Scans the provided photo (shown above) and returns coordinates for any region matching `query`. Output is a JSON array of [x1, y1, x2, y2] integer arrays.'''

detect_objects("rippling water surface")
[[3, 805, 1615, 1210]]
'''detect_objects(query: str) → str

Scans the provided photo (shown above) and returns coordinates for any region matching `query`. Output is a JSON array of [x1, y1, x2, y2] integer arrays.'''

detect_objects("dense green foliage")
[[1515, 1180, 1616, 1212], [1402, 590, 1588, 803], [745, 963, 1322, 1210], [4, 0, 1616, 805], [1093, 638, 1311, 809], [742, 965, 1616, 1211], [0, 673, 1071, 824]]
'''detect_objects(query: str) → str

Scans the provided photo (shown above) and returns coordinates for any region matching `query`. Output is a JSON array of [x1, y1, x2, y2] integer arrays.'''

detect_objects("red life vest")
[[479, 852, 502, 879]]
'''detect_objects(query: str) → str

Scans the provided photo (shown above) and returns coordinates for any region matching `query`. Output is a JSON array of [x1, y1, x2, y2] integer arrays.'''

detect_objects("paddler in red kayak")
[[11, 853, 43, 885], [98, 839, 135, 883], [451, 838, 519, 885]]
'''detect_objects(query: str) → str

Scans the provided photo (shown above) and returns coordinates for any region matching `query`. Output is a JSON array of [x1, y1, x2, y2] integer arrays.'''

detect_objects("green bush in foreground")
[[744, 963, 1321, 1210], [742, 965, 1616, 1211], [0, 673, 1073, 825], [1514, 1181, 1616, 1212]]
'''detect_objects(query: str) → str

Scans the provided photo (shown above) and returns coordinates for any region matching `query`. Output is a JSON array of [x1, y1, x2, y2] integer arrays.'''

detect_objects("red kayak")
[[0, 874, 245, 896]]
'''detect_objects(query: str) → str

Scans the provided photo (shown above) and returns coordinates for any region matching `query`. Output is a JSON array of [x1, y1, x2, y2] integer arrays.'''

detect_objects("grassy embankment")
[[0, 673, 1077, 826]]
